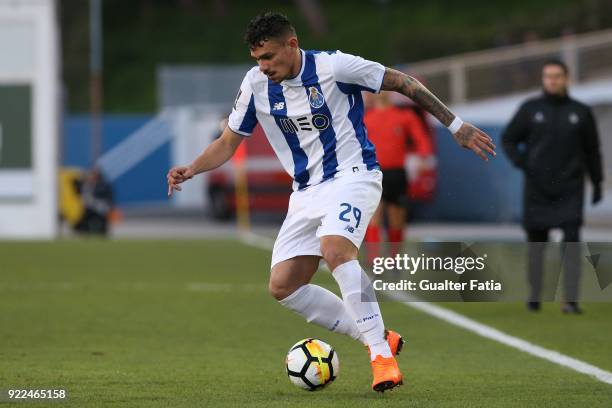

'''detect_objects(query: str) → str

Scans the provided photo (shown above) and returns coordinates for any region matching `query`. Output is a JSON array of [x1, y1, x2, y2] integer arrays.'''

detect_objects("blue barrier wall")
[[63, 115, 170, 206], [412, 125, 522, 222], [63, 116, 521, 221]]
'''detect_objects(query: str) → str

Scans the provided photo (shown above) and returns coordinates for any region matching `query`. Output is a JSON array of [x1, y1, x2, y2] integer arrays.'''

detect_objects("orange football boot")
[[367, 329, 405, 357], [371, 355, 403, 392], [368, 329, 404, 392], [384, 329, 404, 356]]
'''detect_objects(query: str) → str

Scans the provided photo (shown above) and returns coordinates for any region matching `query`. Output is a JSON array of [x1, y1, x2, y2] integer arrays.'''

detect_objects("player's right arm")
[[166, 126, 244, 196], [167, 71, 258, 196]]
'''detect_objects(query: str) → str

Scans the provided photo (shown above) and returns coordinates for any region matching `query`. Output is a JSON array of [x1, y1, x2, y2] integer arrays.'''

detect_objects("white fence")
[[399, 29, 612, 104]]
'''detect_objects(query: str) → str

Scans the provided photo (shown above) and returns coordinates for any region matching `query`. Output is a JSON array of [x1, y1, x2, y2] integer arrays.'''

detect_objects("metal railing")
[[398, 29, 612, 105]]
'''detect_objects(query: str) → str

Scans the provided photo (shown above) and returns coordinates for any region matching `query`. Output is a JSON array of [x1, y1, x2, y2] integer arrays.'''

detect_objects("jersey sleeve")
[[227, 73, 258, 136], [330, 51, 386, 93]]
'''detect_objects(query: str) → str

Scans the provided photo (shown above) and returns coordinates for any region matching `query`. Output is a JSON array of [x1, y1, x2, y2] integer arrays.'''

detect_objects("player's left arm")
[[381, 67, 496, 161], [583, 107, 604, 204]]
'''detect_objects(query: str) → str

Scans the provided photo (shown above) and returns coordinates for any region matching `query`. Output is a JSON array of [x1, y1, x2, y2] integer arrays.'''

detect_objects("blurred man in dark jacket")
[[502, 59, 603, 314], [75, 168, 114, 236]]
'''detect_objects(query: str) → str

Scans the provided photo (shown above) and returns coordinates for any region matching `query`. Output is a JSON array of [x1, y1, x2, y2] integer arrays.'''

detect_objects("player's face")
[[542, 65, 568, 95], [250, 37, 299, 83]]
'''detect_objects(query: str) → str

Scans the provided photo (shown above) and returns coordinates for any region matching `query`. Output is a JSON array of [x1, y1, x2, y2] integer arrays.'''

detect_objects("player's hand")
[[167, 166, 195, 197], [452, 122, 496, 161]]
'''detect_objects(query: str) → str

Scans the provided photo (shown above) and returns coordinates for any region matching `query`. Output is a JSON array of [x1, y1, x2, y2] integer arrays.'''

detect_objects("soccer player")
[[167, 12, 495, 392]]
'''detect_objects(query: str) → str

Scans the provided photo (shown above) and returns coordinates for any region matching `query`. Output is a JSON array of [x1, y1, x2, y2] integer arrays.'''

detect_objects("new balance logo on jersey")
[[279, 114, 330, 134], [344, 225, 355, 234], [272, 102, 285, 111]]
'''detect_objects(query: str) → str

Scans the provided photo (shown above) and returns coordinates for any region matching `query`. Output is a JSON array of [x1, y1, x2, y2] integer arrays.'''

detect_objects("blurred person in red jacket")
[[363, 91, 433, 258]]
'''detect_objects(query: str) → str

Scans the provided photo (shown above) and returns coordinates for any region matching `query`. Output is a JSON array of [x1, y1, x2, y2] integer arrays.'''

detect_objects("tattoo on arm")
[[381, 67, 454, 127]]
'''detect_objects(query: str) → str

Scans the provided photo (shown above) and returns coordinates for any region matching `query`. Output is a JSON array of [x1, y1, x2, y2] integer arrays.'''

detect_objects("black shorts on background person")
[[381, 168, 409, 206]]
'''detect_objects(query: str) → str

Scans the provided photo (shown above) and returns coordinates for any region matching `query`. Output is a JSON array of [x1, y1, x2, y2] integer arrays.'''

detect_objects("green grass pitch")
[[1, 240, 611, 407]]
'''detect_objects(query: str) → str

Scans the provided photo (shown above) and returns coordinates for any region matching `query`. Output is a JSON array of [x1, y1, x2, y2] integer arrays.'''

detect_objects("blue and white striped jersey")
[[227, 49, 384, 191]]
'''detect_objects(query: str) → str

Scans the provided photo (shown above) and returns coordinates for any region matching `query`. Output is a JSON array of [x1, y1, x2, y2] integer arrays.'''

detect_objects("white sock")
[[332, 260, 392, 361], [279, 284, 365, 344], [369, 341, 393, 360]]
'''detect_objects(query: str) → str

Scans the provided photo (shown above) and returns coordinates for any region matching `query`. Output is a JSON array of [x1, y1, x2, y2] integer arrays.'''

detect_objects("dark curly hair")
[[244, 12, 296, 49]]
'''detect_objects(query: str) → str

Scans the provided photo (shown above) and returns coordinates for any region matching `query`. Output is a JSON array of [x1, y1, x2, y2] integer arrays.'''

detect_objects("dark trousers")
[[526, 225, 581, 302], [75, 209, 109, 236]]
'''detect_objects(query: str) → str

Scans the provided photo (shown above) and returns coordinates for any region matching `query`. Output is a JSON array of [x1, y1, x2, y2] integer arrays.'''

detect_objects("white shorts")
[[271, 167, 382, 269]]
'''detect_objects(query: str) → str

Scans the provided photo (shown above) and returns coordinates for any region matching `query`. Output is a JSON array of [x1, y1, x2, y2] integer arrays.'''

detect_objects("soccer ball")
[[285, 338, 339, 391]]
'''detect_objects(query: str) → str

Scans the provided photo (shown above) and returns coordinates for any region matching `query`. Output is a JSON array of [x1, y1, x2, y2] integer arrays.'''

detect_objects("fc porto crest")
[[308, 87, 325, 109]]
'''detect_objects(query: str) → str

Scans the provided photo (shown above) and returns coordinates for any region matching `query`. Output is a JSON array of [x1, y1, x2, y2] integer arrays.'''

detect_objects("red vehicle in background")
[[207, 124, 292, 219]]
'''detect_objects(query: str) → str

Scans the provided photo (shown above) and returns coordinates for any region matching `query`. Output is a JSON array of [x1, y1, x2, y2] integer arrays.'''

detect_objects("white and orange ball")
[[285, 338, 339, 390]]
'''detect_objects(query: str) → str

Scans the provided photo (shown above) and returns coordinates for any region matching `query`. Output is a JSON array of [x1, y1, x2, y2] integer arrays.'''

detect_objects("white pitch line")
[[386, 291, 612, 385], [239, 231, 277, 252], [238, 232, 612, 385]]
